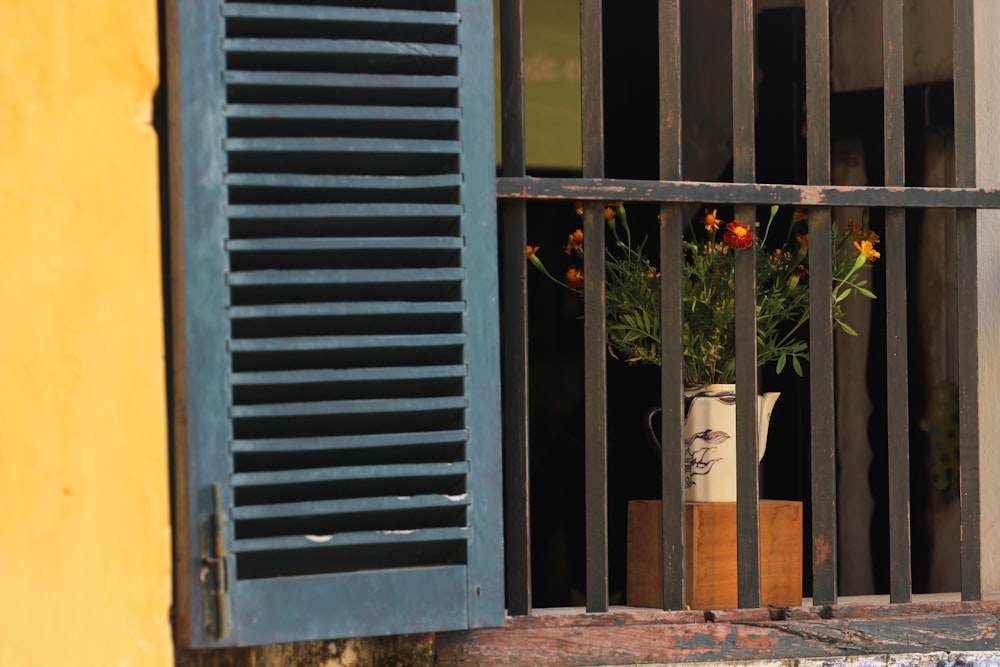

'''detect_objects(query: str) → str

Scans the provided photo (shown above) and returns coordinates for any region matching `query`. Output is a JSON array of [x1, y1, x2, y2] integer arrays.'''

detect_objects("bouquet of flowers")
[[527, 203, 880, 386]]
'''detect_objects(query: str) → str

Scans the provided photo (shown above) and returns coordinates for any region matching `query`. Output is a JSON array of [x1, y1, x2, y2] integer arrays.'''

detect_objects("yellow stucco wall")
[[0, 2, 172, 666]]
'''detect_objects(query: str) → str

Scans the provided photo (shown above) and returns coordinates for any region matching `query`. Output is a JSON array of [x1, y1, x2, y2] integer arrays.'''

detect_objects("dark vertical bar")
[[499, 0, 531, 616], [731, 0, 760, 609], [658, 0, 685, 611], [882, 0, 912, 604], [581, 0, 609, 613], [804, 0, 837, 607], [953, 0, 982, 601]]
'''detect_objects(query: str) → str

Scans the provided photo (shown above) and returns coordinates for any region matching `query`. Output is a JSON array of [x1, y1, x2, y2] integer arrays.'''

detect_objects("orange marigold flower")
[[526, 245, 539, 261], [796, 232, 809, 248], [604, 201, 623, 221], [564, 229, 584, 254], [566, 265, 584, 289], [704, 208, 722, 232], [723, 221, 754, 250], [854, 239, 881, 262], [847, 218, 880, 244], [792, 207, 809, 223]]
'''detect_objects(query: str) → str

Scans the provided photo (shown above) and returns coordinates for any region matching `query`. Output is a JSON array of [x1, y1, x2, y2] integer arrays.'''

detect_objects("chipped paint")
[[815, 534, 832, 566], [496, 177, 1000, 209]]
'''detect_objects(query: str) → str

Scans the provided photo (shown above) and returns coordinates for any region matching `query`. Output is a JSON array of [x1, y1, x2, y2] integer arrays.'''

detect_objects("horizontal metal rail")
[[497, 177, 1000, 209]]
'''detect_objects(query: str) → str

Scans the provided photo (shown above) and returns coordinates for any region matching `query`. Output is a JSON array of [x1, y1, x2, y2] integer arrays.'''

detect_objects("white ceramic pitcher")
[[681, 384, 780, 503]]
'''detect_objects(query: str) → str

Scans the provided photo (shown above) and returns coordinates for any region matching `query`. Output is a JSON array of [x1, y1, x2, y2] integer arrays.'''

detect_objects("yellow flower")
[[853, 239, 881, 262], [641, 269, 661, 279], [526, 245, 539, 261], [704, 208, 722, 232], [563, 229, 584, 254]]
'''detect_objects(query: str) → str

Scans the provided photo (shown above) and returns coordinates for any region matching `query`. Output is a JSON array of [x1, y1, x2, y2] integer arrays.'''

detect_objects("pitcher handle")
[[645, 406, 663, 454]]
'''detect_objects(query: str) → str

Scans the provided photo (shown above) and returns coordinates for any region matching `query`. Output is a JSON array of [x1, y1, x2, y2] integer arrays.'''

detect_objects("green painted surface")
[[493, 0, 581, 170]]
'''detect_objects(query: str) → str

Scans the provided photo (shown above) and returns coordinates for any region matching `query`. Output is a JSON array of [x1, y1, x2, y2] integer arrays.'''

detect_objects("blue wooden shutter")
[[168, 0, 502, 647]]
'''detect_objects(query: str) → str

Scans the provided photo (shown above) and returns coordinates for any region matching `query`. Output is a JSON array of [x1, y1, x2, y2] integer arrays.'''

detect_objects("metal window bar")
[[730, 0, 762, 610], [805, 0, 837, 607], [882, 0, 912, 605], [497, 0, 992, 614], [581, 0, 609, 614], [499, 0, 531, 617], [658, 0, 686, 612]]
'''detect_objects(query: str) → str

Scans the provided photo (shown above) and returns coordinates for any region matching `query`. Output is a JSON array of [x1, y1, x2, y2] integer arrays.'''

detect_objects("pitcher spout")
[[756, 392, 781, 461]]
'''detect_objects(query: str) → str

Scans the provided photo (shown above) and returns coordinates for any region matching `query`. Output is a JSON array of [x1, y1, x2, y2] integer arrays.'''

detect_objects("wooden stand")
[[626, 499, 803, 609]]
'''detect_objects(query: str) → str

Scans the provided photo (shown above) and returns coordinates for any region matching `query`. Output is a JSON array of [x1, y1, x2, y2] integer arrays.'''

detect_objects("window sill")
[[436, 596, 1000, 666]]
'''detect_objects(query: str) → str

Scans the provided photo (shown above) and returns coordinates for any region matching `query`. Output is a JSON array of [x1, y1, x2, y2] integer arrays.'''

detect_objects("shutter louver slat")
[[225, 174, 462, 190], [225, 137, 461, 153], [230, 334, 464, 352], [223, 4, 459, 28], [224, 38, 460, 59], [226, 104, 460, 122], [232, 429, 468, 454], [228, 268, 463, 286], [229, 301, 463, 318], [232, 493, 470, 521], [227, 203, 461, 219], [232, 365, 465, 386], [224, 70, 459, 90], [233, 462, 469, 488], [231, 396, 467, 419], [233, 527, 470, 555]]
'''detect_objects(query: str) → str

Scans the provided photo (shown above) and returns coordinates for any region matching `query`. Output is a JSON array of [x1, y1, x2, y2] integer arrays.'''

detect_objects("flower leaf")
[[838, 320, 858, 336]]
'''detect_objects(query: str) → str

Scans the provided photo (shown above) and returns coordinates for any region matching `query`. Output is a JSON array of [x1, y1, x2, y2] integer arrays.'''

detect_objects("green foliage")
[[529, 203, 880, 386]]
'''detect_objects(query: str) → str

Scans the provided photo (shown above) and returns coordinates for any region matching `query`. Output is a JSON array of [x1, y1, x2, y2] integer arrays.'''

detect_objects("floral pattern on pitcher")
[[682, 388, 736, 489]]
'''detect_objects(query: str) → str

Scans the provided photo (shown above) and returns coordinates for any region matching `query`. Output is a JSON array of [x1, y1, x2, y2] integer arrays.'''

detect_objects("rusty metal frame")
[[496, 0, 993, 616]]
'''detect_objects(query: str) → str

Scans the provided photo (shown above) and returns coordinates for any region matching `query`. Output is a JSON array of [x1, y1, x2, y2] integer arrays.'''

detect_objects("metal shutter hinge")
[[199, 482, 231, 641]]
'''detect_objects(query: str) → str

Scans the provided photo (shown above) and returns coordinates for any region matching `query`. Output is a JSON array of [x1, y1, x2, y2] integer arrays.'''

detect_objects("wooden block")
[[627, 500, 802, 610]]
